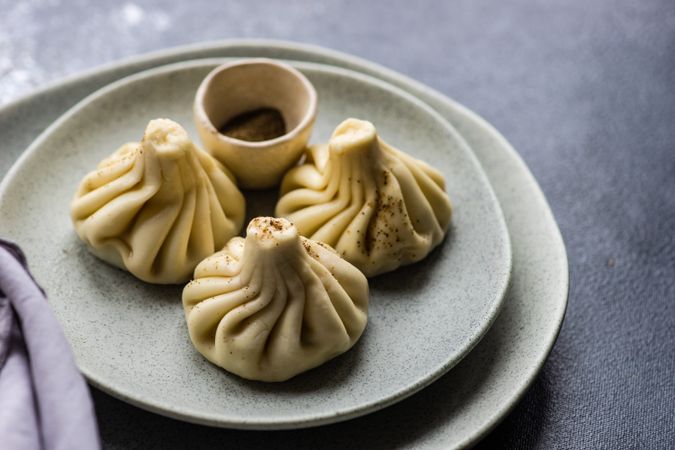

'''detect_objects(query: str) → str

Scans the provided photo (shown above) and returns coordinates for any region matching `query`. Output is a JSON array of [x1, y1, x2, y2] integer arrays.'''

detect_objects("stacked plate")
[[0, 41, 568, 449]]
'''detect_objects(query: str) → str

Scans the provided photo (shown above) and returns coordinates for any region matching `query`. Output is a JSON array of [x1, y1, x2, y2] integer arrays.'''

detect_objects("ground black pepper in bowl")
[[219, 108, 286, 142]]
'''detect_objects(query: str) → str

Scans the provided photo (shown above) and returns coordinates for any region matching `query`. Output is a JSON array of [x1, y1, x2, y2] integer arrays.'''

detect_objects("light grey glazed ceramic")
[[0, 40, 568, 449], [0, 60, 511, 429]]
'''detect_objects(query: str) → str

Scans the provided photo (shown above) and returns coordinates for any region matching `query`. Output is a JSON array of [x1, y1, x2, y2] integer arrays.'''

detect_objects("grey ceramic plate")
[[0, 59, 511, 429], [0, 39, 568, 449]]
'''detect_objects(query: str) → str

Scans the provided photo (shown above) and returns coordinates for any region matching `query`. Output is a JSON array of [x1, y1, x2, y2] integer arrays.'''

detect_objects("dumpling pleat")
[[279, 164, 327, 193], [74, 148, 160, 241], [298, 262, 350, 354], [310, 161, 362, 244], [395, 151, 452, 231], [258, 264, 295, 366], [386, 154, 443, 239], [156, 177, 198, 277], [335, 156, 379, 262], [182, 276, 246, 310], [277, 154, 343, 232], [305, 251, 366, 339], [187, 287, 255, 356]]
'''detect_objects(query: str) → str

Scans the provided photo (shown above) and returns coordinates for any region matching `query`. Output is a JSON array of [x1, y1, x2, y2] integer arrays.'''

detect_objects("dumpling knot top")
[[71, 119, 245, 284], [276, 118, 452, 277], [182, 217, 369, 382]]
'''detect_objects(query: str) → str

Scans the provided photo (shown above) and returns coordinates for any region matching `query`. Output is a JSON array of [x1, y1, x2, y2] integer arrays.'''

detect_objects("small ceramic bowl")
[[194, 59, 317, 189]]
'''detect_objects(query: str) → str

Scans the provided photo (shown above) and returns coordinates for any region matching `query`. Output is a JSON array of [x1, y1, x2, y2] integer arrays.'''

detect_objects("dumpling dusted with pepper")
[[71, 119, 245, 284], [182, 217, 369, 382], [276, 118, 452, 277]]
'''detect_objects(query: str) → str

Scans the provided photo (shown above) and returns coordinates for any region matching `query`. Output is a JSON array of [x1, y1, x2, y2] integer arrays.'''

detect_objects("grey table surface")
[[1, 0, 674, 449]]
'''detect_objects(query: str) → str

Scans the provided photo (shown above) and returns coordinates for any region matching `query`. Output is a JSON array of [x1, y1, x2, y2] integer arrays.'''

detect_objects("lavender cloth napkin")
[[0, 240, 100, 450]]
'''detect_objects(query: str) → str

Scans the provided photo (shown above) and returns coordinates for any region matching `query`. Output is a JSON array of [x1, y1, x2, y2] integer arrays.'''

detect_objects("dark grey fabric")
[[0, 1, 673, 448]]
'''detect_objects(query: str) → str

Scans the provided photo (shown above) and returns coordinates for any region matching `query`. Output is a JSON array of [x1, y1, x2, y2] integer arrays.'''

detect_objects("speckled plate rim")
[[0, 39, 568, 449], [0, 58, 512, 430]]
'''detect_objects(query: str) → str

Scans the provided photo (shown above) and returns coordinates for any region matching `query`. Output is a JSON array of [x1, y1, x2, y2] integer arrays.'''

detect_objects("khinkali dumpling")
[[71, 119, 245, 284], [182, 216, 368, 382], [276, 118, 452, 277]]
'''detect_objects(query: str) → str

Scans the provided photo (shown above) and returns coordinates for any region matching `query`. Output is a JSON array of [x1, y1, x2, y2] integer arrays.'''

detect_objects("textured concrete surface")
[[1, 0, 674, 449]]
